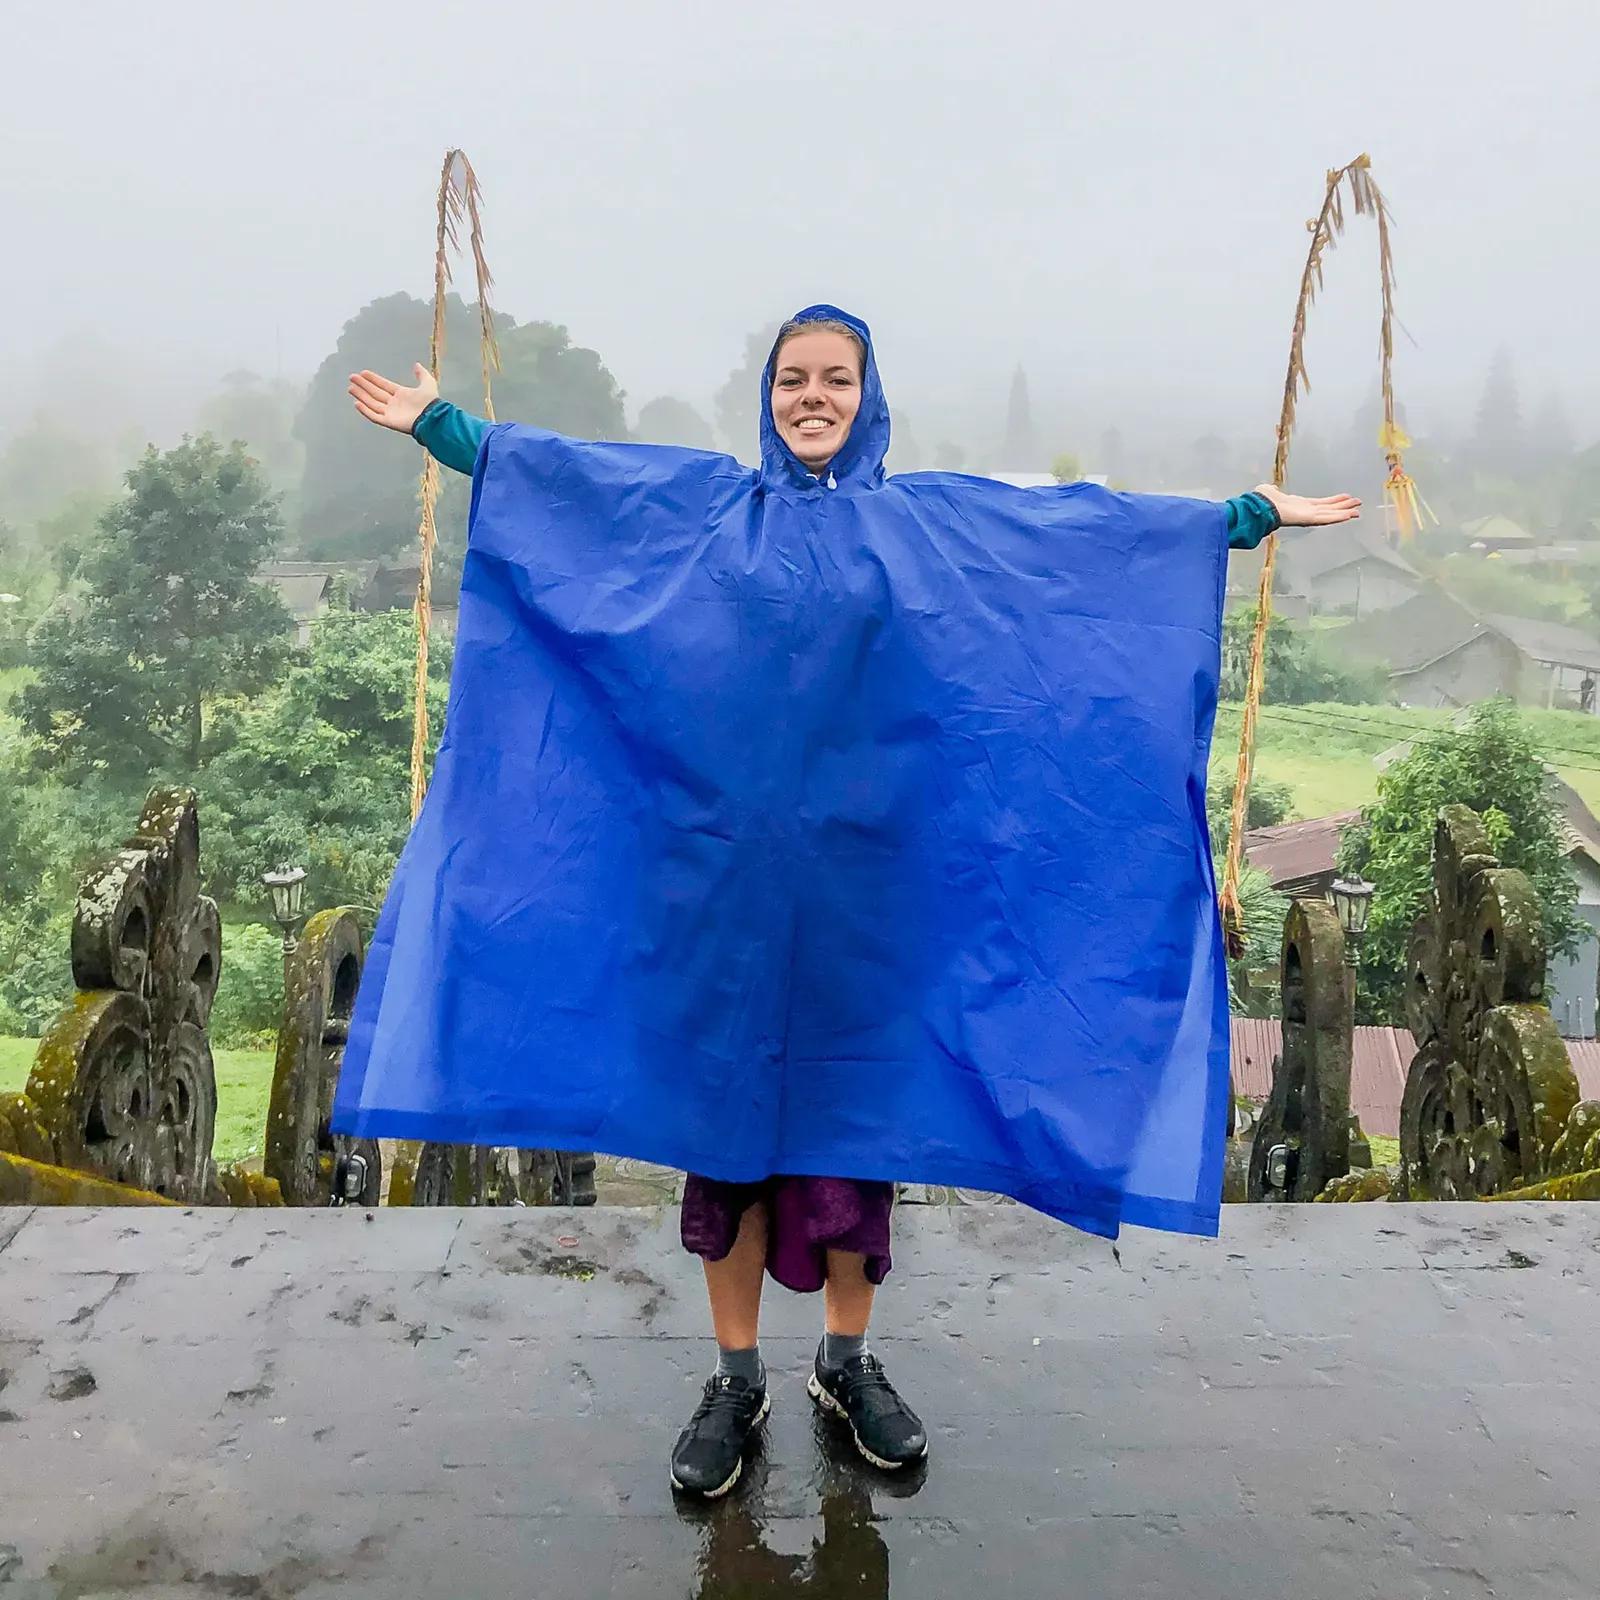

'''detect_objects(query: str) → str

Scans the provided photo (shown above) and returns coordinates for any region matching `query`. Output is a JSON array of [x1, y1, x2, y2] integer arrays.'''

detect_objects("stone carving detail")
[[1547, 1100, 1600, 1177], [26, 789, 222, 1201], [1249, 898, 1354, 1202], [1399, 804, 1579, 1199], [266, 909, 382, 1206]]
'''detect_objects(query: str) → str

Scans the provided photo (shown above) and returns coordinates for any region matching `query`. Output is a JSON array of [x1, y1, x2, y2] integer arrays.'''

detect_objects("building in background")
[[1274, 526, 1424, 617], [1330, 589, 1600, 713], [256, 559, 457, 647], [1460, 513, 1538, 554]]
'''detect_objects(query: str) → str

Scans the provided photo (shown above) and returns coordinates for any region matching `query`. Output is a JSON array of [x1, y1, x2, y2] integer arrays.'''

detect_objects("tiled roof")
[[1280, 526, 1421, 584], [1484, 613, 1600, 672]]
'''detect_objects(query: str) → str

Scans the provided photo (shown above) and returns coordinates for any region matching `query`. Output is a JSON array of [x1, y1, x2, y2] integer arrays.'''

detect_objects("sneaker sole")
[[670, 1391, 771, 1499], [806, 1372, 928, 1472]]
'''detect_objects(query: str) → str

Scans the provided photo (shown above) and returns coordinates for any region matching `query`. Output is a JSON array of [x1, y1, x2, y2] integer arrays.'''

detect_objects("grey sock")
[[821, 1331, 867, 1372], [714, 1344, 765, 1388]]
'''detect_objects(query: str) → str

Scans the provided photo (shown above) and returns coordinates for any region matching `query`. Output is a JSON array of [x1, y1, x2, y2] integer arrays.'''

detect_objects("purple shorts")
[[680, 1174, 895, 1294]]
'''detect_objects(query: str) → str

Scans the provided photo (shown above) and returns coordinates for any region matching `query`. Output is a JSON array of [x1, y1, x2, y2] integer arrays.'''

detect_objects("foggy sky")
[[4, 0, 1597, 464]]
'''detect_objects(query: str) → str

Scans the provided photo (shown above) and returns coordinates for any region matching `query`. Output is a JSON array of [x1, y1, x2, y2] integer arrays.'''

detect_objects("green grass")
[[212, 1047, 277, 1165], [0, 1035, 37, 1078], [1214, 702, 1600, 821], [0, 1037, 276, 1167]]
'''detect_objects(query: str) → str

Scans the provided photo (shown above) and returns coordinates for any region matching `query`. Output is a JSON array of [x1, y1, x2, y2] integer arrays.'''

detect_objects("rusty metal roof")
[[1231, 1020, 1412, 1138], [1564, 1041, 1600, 1100], [1242, 812, 1360, 893], [1231, 1020, 1600, 1140]]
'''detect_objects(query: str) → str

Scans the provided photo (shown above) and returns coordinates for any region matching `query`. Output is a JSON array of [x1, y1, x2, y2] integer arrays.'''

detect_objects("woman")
[[344, 307, 1358, 1499]]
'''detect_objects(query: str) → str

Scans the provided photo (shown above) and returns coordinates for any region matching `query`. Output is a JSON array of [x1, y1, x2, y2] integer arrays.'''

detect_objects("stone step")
[[0, 1204, 1595, 1597]]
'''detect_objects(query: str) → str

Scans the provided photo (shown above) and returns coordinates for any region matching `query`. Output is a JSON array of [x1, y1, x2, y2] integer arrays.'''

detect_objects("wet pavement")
[[1, 1202, 1598, 1596]]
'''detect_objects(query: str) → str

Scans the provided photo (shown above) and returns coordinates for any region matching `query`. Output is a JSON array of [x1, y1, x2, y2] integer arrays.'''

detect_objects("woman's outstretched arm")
[[348, 365, 488, 477], [1224, 485, 1361, 550]]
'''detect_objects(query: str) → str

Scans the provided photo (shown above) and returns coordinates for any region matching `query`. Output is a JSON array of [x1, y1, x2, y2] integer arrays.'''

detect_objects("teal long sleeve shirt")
[[411, 399, 1280, 549]]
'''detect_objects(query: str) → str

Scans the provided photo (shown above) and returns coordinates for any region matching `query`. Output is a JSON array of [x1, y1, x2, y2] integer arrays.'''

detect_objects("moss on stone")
[[1486, 1168, 1600, 1202], [1550, 1101, 1600, 1177], [1315, 1166, 1396, 1203], [0, 1094, 55, 1165], [0, 1150, 178, 1206]]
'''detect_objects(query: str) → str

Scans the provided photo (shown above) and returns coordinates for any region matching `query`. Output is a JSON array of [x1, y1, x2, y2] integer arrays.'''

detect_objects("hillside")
[[1212, 701, 1600, 820]]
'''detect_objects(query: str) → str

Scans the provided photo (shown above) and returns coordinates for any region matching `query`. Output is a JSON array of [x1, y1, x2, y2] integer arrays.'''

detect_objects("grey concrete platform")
[[1, 1203, 1598, 1598]]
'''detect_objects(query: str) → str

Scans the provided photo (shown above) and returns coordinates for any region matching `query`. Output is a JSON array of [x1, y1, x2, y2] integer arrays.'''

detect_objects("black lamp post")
[[262, 864, 308, 961], [1329, 876, 1376, 968]]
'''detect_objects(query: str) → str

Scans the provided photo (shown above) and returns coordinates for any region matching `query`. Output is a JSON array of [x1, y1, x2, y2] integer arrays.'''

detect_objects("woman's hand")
[[1254, 484, 1361, 528], [348, 364, 440, 434]]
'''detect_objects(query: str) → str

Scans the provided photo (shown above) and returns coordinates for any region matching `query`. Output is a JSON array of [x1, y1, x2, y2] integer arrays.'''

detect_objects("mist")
[[4, 0, 1597, 490]]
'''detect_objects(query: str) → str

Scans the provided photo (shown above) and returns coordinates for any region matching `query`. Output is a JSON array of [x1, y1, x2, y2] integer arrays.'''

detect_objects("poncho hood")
[[759, 304, 890, 490]]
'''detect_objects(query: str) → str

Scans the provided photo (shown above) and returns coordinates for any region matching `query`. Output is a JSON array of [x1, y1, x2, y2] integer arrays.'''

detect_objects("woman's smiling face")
[[769, 327, 863, 473]]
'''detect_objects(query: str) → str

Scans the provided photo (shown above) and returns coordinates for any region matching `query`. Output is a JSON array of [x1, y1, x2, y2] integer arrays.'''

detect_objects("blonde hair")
[[772, 318, 866, 378]]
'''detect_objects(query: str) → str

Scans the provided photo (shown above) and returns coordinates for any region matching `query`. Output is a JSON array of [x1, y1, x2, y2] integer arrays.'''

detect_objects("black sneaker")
[[670, 1375, 770, 1498], [807, 1348, 928, 1470]]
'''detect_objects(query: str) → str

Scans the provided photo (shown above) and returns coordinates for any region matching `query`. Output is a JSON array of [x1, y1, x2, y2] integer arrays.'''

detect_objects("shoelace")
[[835, 1357, 899, 1408], [691, 1379, 758, 1432]]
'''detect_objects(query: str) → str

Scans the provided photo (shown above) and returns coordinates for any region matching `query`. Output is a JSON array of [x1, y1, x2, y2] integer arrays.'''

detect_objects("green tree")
[[1050, 451, 1081, 484], [15, 437, 290, 773], [207, 923, 286, 1048], [0, 733, 48, 904], [0, 903, 72, 1035], [0, 522, 43, 664], [1221, 607, 1387, 705], [1206, 771, 1294, 840], [203, 608, 450, 908], [295, 293, 627, 564], [33, 490, 112, 586], [1336, 699, 1582, 1019], [634, 396, 716, 450], [1226, 865, 1290, 1016]]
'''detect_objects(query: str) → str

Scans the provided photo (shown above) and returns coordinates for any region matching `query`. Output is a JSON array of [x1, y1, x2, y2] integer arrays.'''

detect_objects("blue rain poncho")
[[333, 305, 1231, 1238]]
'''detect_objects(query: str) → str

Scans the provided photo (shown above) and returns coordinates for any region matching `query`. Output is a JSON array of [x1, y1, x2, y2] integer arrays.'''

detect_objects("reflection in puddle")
[[687, 1458, 920, 1598]]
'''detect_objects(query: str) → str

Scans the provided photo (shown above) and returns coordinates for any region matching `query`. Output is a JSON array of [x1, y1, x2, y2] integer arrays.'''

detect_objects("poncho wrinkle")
[[333, 303, 1231, 1238]]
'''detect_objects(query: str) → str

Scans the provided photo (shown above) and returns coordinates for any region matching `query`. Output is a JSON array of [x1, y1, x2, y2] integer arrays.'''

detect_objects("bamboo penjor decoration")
[[1217, 154, 1423, 955], [410, 149, 501, 821]]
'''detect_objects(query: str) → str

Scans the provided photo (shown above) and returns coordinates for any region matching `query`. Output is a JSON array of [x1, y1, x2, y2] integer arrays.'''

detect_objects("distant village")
[[1216, 507, 1600, 1137]]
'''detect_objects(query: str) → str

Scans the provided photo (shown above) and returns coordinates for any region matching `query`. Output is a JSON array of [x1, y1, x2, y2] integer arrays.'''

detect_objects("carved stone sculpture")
[[1399, 804, 1579, 1199], [26, 789, 222, 1201], [265, 908, 382, 1206], [1249, 898, 1353, 1201]]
